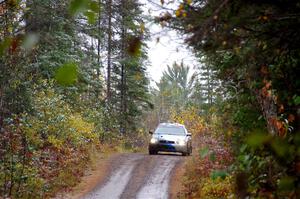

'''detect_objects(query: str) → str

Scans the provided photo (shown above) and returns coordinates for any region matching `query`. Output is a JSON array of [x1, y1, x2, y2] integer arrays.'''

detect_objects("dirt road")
[[81, 153, 184, 199]]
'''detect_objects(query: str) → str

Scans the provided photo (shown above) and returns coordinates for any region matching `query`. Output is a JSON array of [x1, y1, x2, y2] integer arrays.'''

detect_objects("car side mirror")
[[187, 133, 192, 137], [149, 130, 154, 135]]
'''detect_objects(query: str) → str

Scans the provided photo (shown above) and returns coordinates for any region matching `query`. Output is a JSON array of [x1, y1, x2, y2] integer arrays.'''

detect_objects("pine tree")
[[194, 60, 220, 113], [151, 62, 195, 122], [111, 0, 151, 134]]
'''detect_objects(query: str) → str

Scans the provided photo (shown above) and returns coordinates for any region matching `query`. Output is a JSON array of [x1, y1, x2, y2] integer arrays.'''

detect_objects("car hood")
[[153, 134, 186, 142]]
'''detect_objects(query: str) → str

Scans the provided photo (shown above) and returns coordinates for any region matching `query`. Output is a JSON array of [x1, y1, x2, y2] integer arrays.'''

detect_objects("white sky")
[[141, 0, 198, 87]]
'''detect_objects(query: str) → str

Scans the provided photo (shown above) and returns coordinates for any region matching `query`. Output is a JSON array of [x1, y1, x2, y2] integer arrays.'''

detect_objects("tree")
[[192, 59, 221, 114], [151, 62, 195, 123], [169, 0, 300, 136], [162, 0, 300, 196], [0, 0, 151, 197], [111, 0, 151, 134], [106, 0, 112, 102]]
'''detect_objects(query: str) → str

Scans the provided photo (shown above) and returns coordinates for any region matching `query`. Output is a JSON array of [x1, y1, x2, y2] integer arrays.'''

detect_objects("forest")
[[0, 0, 299, 198]]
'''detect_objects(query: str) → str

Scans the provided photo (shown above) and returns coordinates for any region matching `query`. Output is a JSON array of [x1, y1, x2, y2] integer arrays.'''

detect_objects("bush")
[[0, 82, 102, 198], [201, 176, 234, 199], [176, 112, 234, 199], [171, 106, 205, 135]]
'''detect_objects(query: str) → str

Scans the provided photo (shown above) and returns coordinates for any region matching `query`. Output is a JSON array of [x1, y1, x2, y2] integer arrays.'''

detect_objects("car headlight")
[[150, 138, 158, 144], [178, 140, 186, 145]]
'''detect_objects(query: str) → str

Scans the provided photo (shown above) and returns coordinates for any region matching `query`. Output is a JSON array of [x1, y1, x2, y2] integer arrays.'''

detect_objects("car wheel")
[[149, 150, 157, 155], [189, 147, 192, 155], [182, 152, 187, 156]]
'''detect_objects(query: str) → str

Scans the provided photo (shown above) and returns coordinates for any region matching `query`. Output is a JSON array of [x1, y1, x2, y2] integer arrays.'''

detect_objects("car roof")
[[158, 122, 185, 128]]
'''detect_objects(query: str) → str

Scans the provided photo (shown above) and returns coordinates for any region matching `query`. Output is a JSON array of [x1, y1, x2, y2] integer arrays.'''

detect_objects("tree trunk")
[[96, 0, 102, 98], [106, 0, 112, 102], [255, 89, 278, 136], [120, 0, 127, 134]]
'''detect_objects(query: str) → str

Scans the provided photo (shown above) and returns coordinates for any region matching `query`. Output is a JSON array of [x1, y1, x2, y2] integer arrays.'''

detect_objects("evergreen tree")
[[193, 60, 221, 113], [151, 62, 195, 122], [110, 0, 151, 134]]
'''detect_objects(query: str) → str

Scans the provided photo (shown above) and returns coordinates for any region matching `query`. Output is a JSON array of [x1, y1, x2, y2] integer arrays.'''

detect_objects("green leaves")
[[0, 37, 12, 55], [199, 147, 216, 162], [89, 1, 100, 13], [199, 147, 209, 158], [246, 132, 272, 148], [210, 170, 228, 180], [209, 151, 216, 162], [278, 176, 295, 191], [55, 63, 78, 86], [69, 0, 89, 15], [246, 131, 295, 161], [69, 0, 100, 24], [84, 10, 96, 24], [270, 138, 292, 158], [292, 95, 300, 105]]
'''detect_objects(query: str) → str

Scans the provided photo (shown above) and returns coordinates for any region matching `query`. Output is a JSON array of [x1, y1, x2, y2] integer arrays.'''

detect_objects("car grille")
[[159, 140, 175, 144]]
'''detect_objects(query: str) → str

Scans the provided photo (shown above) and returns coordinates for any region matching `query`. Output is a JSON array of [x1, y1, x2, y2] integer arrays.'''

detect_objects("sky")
[[141, 0, 198, 87]]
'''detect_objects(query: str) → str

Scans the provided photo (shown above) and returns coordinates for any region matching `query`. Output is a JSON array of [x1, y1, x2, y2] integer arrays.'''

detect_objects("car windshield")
[[154, 126, 185, 135]]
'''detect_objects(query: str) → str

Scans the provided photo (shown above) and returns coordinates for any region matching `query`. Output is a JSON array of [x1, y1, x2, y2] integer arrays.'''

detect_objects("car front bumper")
[[149, 143, 188, 153]]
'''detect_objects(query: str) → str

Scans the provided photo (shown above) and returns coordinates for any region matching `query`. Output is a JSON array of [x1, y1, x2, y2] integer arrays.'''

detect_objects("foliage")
[[0, 81, 102, 198], [27, 83, 98, 147], [168, 108, 233, 198], [191, 60, 221, 113], [55, 63, 78, 86], [155, 0, 300, 197], [179, 127, 233, 198], [170, 106, 204, 135], [148, 62, 195, 126], [1, 0, 298, 197], [0, 0, 151, 196], [200, 176, 234, 199], [172, 0, 299, 135]]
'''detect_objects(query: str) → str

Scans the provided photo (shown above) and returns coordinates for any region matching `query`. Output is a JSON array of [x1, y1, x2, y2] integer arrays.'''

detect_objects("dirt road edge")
[[58, 153, 121, 199], [169, 158, 186, 199]]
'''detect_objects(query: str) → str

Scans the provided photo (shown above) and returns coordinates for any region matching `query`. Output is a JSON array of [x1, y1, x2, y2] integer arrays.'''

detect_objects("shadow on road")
[[154, 152, 184, 156]]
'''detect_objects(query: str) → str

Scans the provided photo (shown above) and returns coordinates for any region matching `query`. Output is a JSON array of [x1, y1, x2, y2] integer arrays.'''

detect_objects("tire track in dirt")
[[135, 156, 180, 199], [81, 153, 184, 199]]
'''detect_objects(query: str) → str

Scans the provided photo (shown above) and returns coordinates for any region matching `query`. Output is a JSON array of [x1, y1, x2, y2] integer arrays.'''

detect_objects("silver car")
[[148, 123, 192, 156]]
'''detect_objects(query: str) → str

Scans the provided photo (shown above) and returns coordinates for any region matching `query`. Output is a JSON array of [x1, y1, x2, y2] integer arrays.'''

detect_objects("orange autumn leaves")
[[269, 118, 287, 137], [260, 65, 295, 137], [269, 114, 295, 137]]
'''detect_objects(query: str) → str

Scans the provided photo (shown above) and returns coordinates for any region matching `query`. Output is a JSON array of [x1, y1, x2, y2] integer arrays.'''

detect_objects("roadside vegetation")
[[0, 0, 299, 198], [1, 0, 149, 198], [152, 0, 299, 198], [173, 110, 234, 198]]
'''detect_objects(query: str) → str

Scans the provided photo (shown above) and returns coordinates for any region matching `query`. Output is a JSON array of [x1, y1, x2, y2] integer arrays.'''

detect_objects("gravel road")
[[81, 153, 183, 199]]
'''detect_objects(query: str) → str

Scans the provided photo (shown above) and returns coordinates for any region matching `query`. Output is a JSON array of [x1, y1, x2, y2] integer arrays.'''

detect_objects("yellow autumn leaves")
[[175, 0, 192, 18], [171, 106, 205, 135], [23, 81, 99, 151]]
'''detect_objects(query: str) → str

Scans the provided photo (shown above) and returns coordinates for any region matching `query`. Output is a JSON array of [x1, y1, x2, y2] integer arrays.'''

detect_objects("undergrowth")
[[0, 83, 147, 198]]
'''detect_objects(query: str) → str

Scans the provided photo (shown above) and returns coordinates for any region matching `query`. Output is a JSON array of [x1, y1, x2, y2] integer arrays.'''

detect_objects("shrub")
[[200, 176, 234, 199], [0, 82, 102, 198], [177, 115, 234, 199], [171, 106, 205, 135]]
